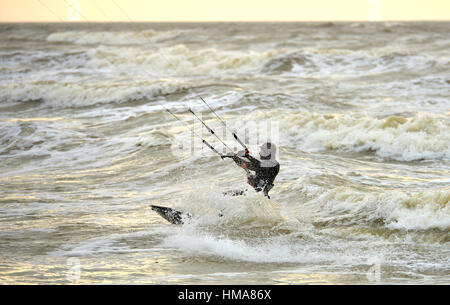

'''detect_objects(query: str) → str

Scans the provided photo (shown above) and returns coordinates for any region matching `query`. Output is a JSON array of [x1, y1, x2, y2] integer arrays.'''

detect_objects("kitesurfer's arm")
[[243, 154, 261, 170], [231, 155, 251, 169], [231, 150, 260, 171]]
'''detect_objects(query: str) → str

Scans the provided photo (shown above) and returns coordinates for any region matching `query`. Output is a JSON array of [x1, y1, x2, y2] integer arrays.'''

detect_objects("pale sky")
[[0, 0, 449, 22]]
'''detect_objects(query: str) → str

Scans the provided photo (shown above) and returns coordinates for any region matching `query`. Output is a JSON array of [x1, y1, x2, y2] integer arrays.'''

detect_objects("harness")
[[246, 172, 273, 199]]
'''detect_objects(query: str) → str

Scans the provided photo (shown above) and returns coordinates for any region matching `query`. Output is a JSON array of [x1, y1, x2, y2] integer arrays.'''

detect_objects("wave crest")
[[309, 186, 450, 232], [269, 111, 450, 161], [0, 79, 187, 108]]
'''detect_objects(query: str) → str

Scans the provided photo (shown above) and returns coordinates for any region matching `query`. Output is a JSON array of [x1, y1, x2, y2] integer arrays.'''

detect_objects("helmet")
[[259, 142, 276, 159]]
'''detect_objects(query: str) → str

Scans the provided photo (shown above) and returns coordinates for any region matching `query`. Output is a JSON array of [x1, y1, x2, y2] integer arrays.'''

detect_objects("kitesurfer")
[[224, 142, 279, 199]]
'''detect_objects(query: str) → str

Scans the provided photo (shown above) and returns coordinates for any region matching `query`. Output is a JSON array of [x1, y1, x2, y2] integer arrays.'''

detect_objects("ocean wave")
[[252, 111, 450, 161], [4, 42, 443, 85], [0, 119, 98, 166], [1, 43, 285, 85], [162, 233, 333, 264], [83, 44, 441, 77], [262, 48, 440, 75], [306, 185, 449, 233], [0, 115, 175, 175], [0, 79, 188, 108], [84, 44, 284, 75], [262, 51, 314, 73], [0, 50, 90, 72], [180, 190, 284, 226], [46, 29, 187, 45]]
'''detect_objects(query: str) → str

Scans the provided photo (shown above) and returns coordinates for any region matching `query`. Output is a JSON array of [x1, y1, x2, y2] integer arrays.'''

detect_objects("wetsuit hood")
[[259, 142, 276, 160]]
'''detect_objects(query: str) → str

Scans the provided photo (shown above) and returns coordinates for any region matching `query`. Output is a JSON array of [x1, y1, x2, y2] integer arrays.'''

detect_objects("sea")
[[0, 22, 449, 284]]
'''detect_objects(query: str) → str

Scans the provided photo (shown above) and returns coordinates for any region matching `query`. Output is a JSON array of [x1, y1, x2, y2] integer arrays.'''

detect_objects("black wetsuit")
[[231, 153, 280, 198]]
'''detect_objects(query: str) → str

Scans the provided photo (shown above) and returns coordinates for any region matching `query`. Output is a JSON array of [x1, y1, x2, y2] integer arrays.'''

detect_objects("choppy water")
[[0, 22, 449, 284]]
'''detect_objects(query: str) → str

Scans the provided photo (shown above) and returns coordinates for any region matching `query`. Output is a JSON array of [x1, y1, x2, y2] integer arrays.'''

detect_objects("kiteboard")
[[150, 204, 228, 225], [151, 205, 189, 225]]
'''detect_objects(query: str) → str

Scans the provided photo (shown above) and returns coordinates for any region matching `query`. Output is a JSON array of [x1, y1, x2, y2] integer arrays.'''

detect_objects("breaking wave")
[[262, 48, 442, 75], [84, 44, 284, 75], [159, 186, 449, 264], [0, 79, 188, 108], [304, 185, 450, 232], [252, 110, 450, 161]]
